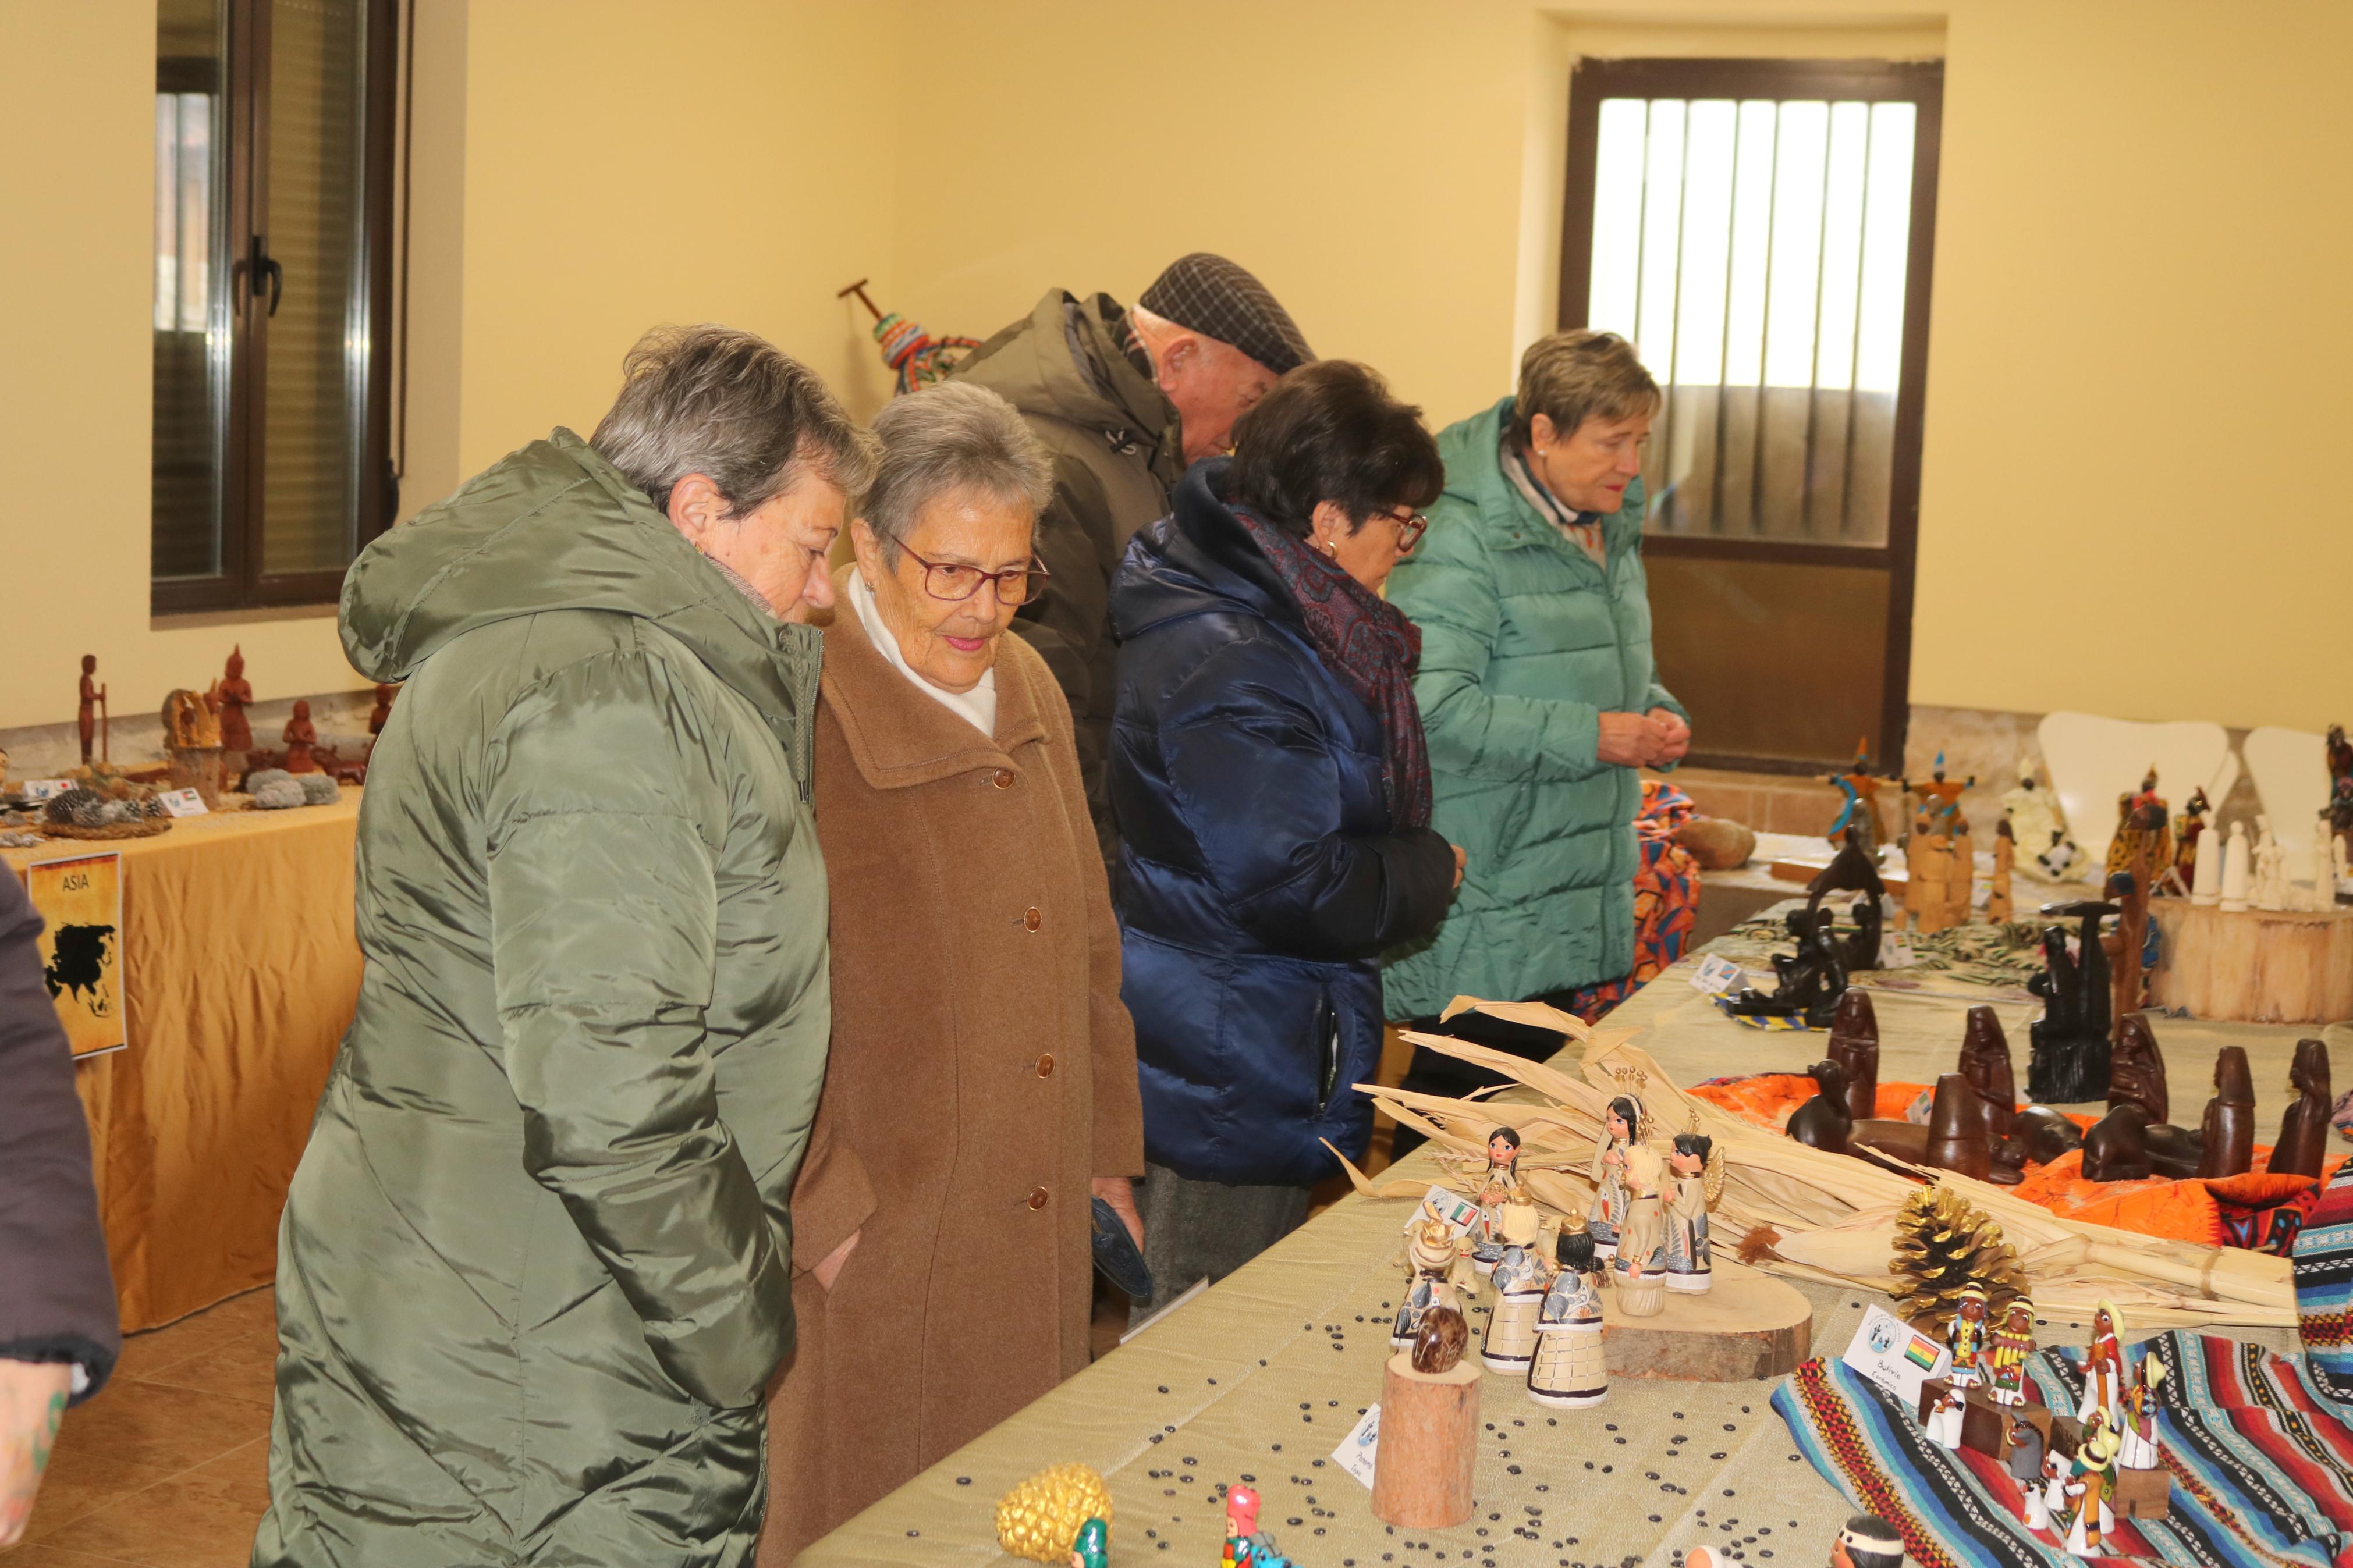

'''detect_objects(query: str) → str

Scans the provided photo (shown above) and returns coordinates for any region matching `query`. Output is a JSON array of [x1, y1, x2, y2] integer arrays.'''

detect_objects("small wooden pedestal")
[[1371, 1351, 1480, 1529], [2149, 901, 2353, 1023], [1915, 1379, 2049, 1462], [2111, 1463, 2170, 1520], [1602, 1259, 1813, 1382]]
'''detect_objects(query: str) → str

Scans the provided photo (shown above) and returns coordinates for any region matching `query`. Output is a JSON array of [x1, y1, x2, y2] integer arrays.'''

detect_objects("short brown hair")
[[1510, 329, 1660, 449], [1225, 360, 1443, 540], [591, 324, 878, 517]]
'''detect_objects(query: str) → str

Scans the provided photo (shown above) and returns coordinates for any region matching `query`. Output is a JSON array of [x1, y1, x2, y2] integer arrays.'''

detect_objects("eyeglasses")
[[896, 542, 1052, 606], [1380, 508, 1430, 554]]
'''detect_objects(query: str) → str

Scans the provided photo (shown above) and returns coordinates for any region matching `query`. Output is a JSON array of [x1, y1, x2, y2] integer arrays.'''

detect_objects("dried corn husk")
[[1332, 998, 2294, 1328]]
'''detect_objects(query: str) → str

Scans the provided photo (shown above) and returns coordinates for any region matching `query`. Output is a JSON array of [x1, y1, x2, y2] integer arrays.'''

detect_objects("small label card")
[[1332, 1403, 1381, 1488], [1689, 952, 1745, 994], [157, 788, 209, 818], [1878, 933, 1918, 970], [1403, 1184, 1480, 1238], [1841, 1303, 1950, 1406], [20, 780, 70, 802]]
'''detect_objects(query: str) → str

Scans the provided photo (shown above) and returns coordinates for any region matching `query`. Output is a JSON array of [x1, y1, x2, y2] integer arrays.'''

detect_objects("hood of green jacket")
[[952, 289, 1184, 490], [340, 428, 821, 754], [1435, 396, 1647, 556]]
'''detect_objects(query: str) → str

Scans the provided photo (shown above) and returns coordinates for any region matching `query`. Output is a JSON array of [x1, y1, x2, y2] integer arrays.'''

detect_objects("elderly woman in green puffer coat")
[[1382, 330, 1689, 1096], [250, 326, 875, 1568]]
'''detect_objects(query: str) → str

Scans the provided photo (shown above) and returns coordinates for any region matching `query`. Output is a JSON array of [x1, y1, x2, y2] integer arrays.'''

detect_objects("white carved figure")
[[2251, 815, 2288, 911], [2219, 820, 2251, 912]]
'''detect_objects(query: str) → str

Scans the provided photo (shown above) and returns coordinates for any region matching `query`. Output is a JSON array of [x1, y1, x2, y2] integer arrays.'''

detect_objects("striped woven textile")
[[1773, 1330, 2353, 1567], [2295, 1158, 2353, 1400]]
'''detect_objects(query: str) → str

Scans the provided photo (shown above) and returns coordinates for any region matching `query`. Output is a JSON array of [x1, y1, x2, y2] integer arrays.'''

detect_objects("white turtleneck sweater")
[[848, 570, 998, 737]]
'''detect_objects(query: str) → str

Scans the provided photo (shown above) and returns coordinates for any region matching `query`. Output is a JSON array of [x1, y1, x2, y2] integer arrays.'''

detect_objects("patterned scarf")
[[1231, 507, 1434, 831]]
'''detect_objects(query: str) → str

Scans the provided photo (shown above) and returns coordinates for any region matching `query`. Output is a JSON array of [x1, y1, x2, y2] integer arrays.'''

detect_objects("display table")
[[800, 941, 2333, 1567], [5, 793, 362, 1331]]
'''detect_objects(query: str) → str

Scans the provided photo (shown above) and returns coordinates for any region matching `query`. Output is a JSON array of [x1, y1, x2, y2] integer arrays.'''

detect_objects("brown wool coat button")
[[1037, 1053, 1055, 1078], [992, 769, 1014, 789], [1027, 1187, 1049, 1210], [1024, 907, 1042, 931]]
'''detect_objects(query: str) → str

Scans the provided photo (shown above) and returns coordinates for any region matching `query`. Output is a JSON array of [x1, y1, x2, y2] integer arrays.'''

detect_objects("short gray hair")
[[590, 323, 878, 517], [861, 382, 1053, 562], [1511, 329, 1661, 450]]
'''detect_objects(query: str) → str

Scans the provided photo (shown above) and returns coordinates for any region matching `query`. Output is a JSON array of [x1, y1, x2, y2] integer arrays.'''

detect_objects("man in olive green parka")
[[251, 328, 868, 1568]]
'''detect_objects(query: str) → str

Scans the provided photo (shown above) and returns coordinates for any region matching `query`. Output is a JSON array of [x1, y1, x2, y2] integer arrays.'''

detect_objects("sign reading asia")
[[24, 851, 127, 1058]]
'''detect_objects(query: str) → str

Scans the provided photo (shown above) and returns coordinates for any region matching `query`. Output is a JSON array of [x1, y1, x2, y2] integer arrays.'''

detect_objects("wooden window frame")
[[152, 0, 399, 616], [1556, 56, 1944, 774]]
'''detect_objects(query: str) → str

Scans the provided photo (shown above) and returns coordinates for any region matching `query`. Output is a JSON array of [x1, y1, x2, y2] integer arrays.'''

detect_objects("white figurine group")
[[1394, 1103, 1724, 1416], [2198, 813, 2343, 912]]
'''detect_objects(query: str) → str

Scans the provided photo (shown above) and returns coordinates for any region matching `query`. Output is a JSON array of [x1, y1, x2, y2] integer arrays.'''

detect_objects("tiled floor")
[[5, 1289, 276, 1567]]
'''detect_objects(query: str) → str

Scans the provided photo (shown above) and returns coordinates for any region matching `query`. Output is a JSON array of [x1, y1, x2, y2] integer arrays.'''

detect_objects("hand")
[[1449, 843, 1466, 890], [812, 1229, 860, 1292], [0, 1360, 72, 1546], [1596, 710, 1663, 769], [1091, 1176, 1144, 1251], [1646, 707, 1692, 765]]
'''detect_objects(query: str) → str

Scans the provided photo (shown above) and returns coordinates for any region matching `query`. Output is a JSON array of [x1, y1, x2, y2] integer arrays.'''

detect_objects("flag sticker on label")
[[1902, 1335, 1942, 1371]]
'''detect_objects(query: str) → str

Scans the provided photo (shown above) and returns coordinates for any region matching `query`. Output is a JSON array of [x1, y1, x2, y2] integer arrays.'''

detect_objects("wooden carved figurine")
[[1988, 817, 2015, 922], [1587, 1095, 1643, 1257], [77, 654, 108, 766], [2272, 1038, 2333, 1180], [1478, 1203, 1548, 1374], [2014, 1104, 2086, 1164], [2027, 901, 2116, 1103], [368, 682, 398, 737], [2106, 1014, 2168, 1123], [2105, 769, 2172, 886], [216, 645, 254, 753], [1662, 1131, 1720, 1294], [1823, 738, 1890, 854], [1527, 1228, 1606, 1409], [1826, 989, 1880, 1121], [1944, 1283, 1992, 1389], [283, 698, 321, 775], [1788, 1061, 1859, 1155], [2101, 863, 2154, 1032], [1722, 908, 1847, 1029], [2081, 1103, 2156, 1182], [1611, 1145, 1667, 1317], [1806, 837, 1887, 972], [1904, 754, 1974, 835], [2077, 1301, 2128, 1427], [1921, 1073, 1993, 1181], [1985, 1297, 2036, 1406], [2195, 1047, 2256, 1179], [1958, 1005, 2027, 1182]]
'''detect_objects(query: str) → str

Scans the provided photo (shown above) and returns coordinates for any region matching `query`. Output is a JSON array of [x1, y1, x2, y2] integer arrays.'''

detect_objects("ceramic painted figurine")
[[283, 698, 320, 775], [1612, 1144, 1666, 1281], [2006, 1414, 2046, 1498], [1587, 1094, 1644, 1256], [1905, 755, 1974, 834], [1223, 1485, 1298, 1567], [2055, 1430, 2120, 1557], [1527, 1228, 1606, 1409], [2105, 769, 2171, 886], [1824, 739, 1891, 854], [2273, 1039, 2334, 1180], [1944, 1284, 1992, 1389], [2002, 770, 2063, 868], [1925, 1385, 1965, 1449], [1470, 1126, 1525, 1272], [2116, 1355, 2165, 1470], [1067, 1516, 1108, 1568], [2173, 787, 2209, 892], [1480, 1203, 1549, 1373], [2076, 1300, 2128, 1427], [1392, 1219, 1465, 1347], [1662, 1132, 1717, 1293], [1985, 1297, 2036, 1406]]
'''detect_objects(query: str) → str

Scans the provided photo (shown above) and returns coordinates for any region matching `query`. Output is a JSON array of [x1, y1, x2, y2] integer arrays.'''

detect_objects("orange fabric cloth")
[[1690, 1069, 2340, 1247], [5, 794, 361, 1330]]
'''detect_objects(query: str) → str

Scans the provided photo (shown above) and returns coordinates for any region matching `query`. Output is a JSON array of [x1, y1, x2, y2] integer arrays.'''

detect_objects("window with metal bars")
[[1560, 57, 1942, 772]]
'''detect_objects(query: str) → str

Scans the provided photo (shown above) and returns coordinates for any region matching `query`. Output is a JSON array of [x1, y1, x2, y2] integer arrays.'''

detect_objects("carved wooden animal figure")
[[2014, 1105, 2086, 1164], [2271, 1038, 2333, 1180], [1787, 1060, 1858, 1154], [2081, 1104, 2156, 1182], [1826, 990, 1880, 1121], [2195, 1047, 2256, 1180]]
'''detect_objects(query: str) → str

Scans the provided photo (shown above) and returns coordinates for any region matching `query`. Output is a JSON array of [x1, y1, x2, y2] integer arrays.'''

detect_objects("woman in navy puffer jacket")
[[1109, 360, 1460, 1314]]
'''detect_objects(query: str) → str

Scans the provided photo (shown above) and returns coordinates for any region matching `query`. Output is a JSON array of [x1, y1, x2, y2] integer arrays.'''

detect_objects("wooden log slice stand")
[[1371, 1351, 1481, 1529], [1601, 1258, 1813, 1382], [2149, 901, 2353, 1023]]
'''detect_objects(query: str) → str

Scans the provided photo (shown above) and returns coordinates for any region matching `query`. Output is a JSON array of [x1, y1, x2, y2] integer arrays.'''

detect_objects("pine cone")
[[44, 787, 108, 827], [1886, 1184, 2027, 1329], [995, 1462, 1113, 1563]]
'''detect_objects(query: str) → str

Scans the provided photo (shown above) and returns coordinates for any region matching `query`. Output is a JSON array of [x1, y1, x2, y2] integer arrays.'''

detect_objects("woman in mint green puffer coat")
[[1382, 330, 1688, 1031]]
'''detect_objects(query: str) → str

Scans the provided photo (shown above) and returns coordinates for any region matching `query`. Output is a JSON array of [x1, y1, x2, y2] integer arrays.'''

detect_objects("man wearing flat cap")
[[952, 253, 1313, 869]]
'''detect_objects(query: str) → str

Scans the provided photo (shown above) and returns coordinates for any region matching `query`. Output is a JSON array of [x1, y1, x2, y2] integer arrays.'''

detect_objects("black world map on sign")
[[43, 922, 116, 1016]]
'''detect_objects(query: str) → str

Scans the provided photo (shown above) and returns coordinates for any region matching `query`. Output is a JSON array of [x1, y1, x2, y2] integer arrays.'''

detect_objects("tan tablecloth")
[[6, 793, 361, 1331], [798, 944, 2329, 1568]]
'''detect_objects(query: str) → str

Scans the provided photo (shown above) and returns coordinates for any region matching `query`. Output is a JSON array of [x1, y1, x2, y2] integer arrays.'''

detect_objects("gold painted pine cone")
[[1886, 1185, 2027, 1329], [995, 1462, 1113, 1563]]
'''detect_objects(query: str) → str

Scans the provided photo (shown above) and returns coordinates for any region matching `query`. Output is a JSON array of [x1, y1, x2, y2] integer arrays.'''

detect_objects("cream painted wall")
[[885, 0, 2352, 736]]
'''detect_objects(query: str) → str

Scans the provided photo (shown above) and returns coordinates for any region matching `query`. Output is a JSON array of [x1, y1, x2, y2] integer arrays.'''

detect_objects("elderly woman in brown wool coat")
[[759, 382, 1146, 1563]]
